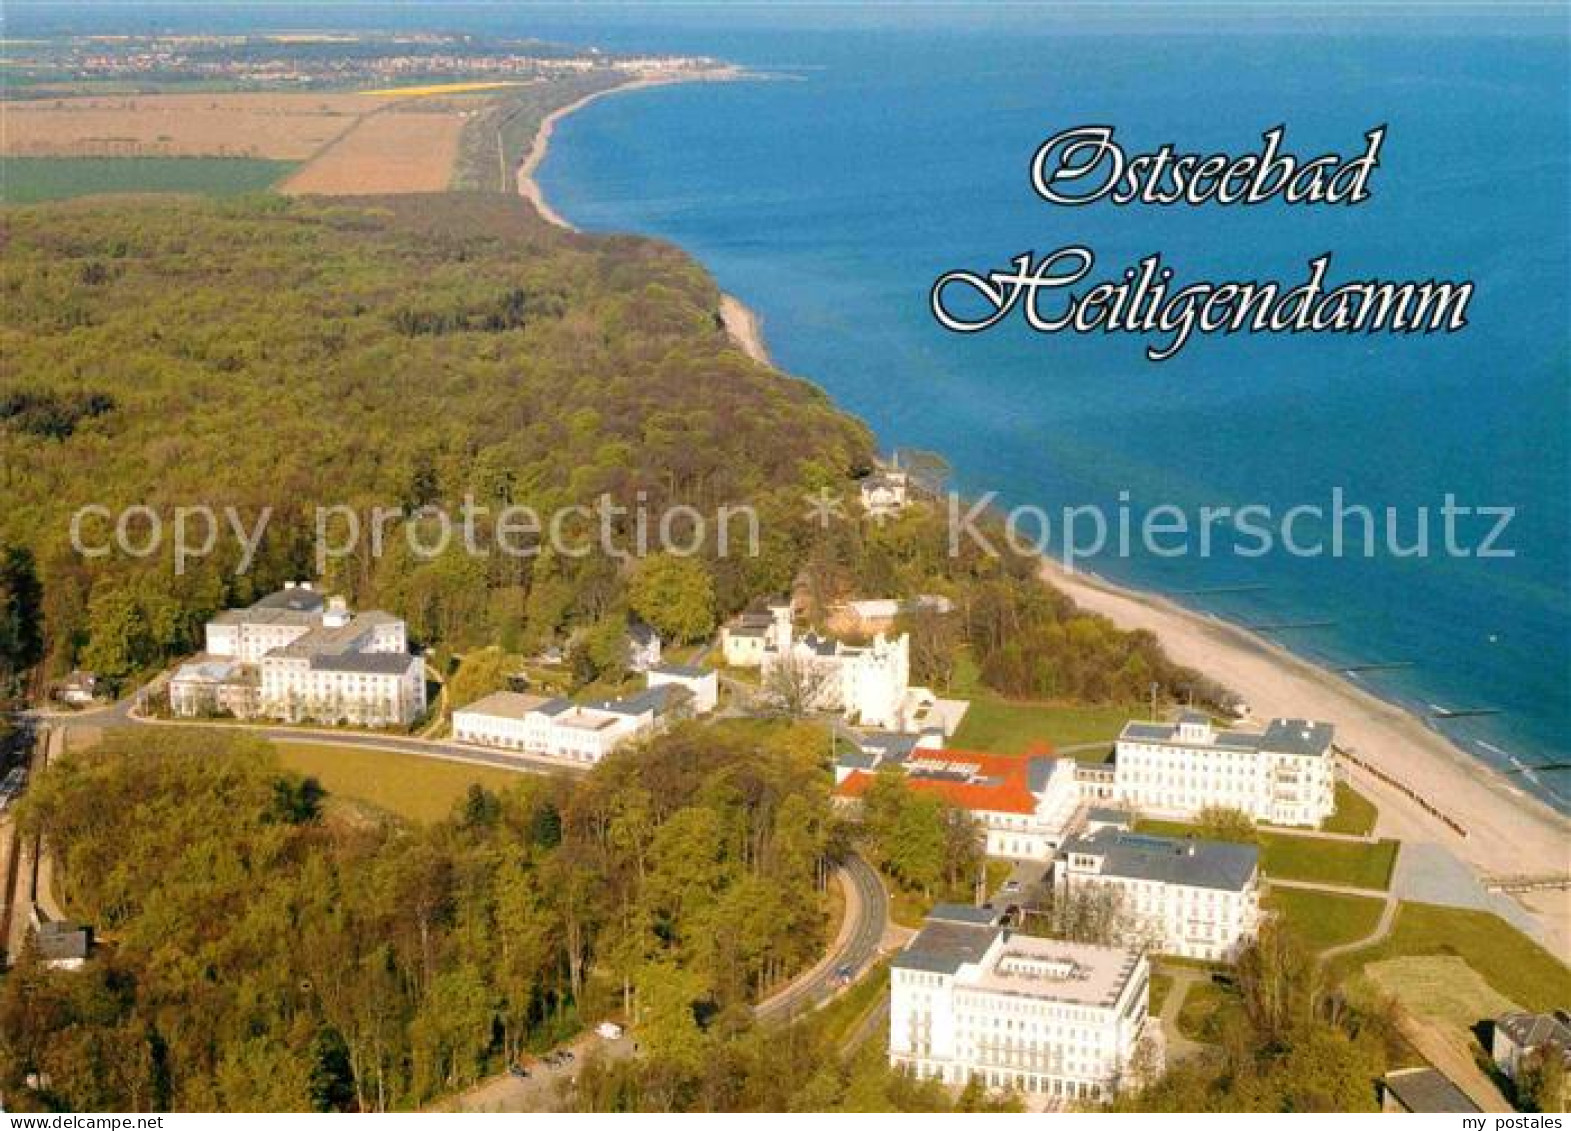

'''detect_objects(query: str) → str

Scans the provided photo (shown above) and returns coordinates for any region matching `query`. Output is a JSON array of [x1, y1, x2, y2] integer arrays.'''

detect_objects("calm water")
[[534, 14, 1571, 808], [20, 6, 1571, 808]]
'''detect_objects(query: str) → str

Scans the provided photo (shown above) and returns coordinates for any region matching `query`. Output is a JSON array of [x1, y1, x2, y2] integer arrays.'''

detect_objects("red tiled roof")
[[834, 747, 1049, 816]]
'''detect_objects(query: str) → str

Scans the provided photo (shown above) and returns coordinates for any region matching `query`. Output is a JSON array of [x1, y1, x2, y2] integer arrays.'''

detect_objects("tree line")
[[1, 722, 839, 1111]]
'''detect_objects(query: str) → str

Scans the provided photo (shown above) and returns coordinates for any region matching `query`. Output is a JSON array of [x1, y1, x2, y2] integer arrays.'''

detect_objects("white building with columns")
[[890, 905, 1156, 1102], [1112, 711, 1336, 828]]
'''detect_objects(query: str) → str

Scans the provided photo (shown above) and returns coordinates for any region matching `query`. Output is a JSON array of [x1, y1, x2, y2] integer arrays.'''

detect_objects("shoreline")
[[516, 66, 773, 366], [1040, 556, 1570, 952], [514, 60, 1567, 954]]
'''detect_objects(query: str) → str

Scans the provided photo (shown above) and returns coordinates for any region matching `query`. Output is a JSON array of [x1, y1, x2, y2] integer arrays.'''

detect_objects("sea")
[[19, 4, 1571, 811]]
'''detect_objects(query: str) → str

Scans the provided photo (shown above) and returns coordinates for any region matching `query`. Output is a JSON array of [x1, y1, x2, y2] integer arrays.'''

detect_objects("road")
[[41, 689, 897, 1018], [755, 852, 890, 1023]]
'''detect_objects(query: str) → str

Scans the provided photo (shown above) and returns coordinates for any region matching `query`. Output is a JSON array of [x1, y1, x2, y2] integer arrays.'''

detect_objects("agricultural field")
[[279, 108, 470, 194], [271, 740, 535, 823], [1, 92, 373, 159], [1, 156, 296, 203]]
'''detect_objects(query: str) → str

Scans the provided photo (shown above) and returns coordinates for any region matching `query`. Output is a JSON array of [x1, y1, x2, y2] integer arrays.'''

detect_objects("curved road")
[[755, 852, 889, 1023], [39, 693, 894, 1022]]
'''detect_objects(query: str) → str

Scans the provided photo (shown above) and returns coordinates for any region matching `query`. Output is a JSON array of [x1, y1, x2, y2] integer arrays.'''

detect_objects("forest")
[[1, 191, 1211, 713], [0, 194, 872, 691], [2, 723, 844, 1111]]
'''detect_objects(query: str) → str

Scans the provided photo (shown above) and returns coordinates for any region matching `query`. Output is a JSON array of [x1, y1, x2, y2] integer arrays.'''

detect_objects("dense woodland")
[[1, 192, 1210, 712], [0, 195, 871, 690], [2, 724, 845, 1110]]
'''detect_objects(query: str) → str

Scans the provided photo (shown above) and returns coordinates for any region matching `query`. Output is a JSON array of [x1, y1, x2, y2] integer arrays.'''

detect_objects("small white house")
[[627, 621, 662, 672], [646, 663, 718, 714]]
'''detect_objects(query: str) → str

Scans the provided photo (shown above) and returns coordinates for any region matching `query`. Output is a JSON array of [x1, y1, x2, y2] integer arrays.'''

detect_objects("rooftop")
[[896, 917, 1144, 1010], [1118, 716, 1333, 758], [310, 652, 417, 675], [1497, 1011, 1571, 1056], [1382, 1067, 1481, 1113], [648, 662, 713, 679], [1061, 826, 1259, 892], [456, 690, 550, 721], [972, 934, 1144, 1009], [835, 748, 1059, 815]]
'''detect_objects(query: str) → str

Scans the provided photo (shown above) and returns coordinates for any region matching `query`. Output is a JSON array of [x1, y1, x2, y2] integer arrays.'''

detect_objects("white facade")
[[751, 604, 924, 730], [1112, 712, 1336, 828], [890, 906, 1154, 1102], [646, 664, 718, 714], [860, 468, 910, 516], [1056, 825, 1262, 963], [182, 586, 424, 727], [453, 681, 687, 765]]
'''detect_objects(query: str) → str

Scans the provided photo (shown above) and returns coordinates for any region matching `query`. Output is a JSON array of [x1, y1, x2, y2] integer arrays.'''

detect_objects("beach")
[[521, 57, 1567, 956], [1042, 558, 1571, 950], [516, 67, 773, 367]]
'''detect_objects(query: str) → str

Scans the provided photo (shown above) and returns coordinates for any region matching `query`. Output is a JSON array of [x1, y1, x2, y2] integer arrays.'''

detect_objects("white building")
[[732, 603, 929, 731], [1056, 822, 1262, 963], [1112, 711, 1336, 828], [646, 662, 718, 714], [1493, 1011, 1571, 1084], [836, 744, 1083, 862], [626, 621, 662, 672], [860, 466, 910, 517], [452, 681, 689, 765], [177, 585, 424, 727], [167, 659, 257, 718], [890, 905, 1155, 1102]]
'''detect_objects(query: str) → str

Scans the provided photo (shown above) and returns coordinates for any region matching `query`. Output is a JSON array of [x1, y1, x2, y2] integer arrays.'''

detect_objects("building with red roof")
[[834, 740, 1084, 860]]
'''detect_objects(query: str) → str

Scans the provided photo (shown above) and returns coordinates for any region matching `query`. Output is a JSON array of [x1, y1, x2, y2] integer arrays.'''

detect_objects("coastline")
[[515, 61, 1568, 955], [516, 67, 774, 366], [1041, 556, 1570, 952]]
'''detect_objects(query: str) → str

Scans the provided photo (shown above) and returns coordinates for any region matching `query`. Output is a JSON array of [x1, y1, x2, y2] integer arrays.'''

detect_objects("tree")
[[79, 585, 149, 690], [627, 555, 715, 645], [760, 650, 836, 718]]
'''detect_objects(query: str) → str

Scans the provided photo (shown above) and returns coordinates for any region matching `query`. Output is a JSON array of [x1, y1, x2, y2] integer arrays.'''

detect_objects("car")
[[1002, 879, 1021, 893], [596, 1021, 624, 1040], [507, 1064, 530, 1080]]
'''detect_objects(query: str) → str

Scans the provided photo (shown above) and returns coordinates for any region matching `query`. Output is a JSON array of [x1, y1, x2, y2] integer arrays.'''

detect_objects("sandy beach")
[[1042, 557, 1571, 947], [517, 60, 1566, 956], [515, 67, 773, 366]]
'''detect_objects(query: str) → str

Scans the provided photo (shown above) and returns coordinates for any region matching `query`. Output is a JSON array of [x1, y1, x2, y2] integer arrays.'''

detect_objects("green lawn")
[[1175, 976, 1246, 1043], [951, 698, 1130, 758], [1260, 835, 1399, 890], [2, 156, 296, 204], [1136, 817, 1399, 891], [1263, 887, 1386, 953], [272, 740, 531, 823], [1329, 902, 1571, 1013], [1321, 781, 1379, 836], [1149, 969, 1175, 1015]]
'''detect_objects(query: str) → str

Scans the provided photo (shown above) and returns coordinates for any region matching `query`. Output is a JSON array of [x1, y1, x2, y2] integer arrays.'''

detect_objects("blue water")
[[540, 14, 1571, 809], [17, 5, 1571, 809]]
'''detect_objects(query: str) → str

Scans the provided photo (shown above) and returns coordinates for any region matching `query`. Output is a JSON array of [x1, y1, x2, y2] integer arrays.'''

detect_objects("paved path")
[[1154, 965, 1209, 1063]]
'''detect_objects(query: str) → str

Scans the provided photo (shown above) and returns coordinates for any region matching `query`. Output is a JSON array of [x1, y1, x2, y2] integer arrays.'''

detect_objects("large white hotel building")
[[889, 905, 1156, 1103], [1112, 711, 1336, 827], [170, 584, 425, 727], [1056, 816, 1262, 963]]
